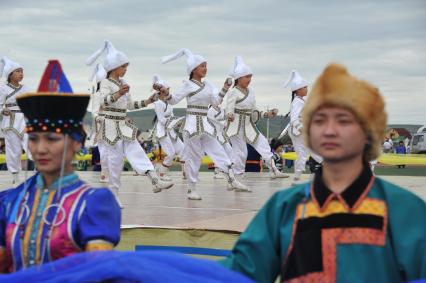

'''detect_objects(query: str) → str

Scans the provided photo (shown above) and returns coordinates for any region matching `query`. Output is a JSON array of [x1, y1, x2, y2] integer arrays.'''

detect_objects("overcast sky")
[[0, 0, 425, 124]]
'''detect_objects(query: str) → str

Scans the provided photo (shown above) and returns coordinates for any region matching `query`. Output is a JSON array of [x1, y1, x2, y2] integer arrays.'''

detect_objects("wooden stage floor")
[[1, 171, 425, 233]]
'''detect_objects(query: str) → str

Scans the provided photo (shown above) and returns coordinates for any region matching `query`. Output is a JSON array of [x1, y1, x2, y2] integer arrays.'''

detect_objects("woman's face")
[[28, 132, 81, 176], [112, 63, 129, 78], [192, 62, 207, 78], [295, 86, 308, 97], [9, 68, 24, 84], [237, 74, 252, 88]]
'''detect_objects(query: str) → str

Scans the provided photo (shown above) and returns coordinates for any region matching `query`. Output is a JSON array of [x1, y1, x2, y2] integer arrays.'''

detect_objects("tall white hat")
[[89, 63, 107, 83], [86, 40, 129, 72], [161, 48, 206, 75], [284, 70, 308, 91], [228, 56, 252, 79], [0, 56, 23, 79], [152, 74, 169, 88]]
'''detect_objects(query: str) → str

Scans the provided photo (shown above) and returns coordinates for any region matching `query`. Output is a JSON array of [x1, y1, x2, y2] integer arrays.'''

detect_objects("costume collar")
[[312, 164, 374, 210], [236, 86, 249, 96], [7, 83, 22, 90], [107, 77, 121, 87], [190, 79, 204, 87], [36, 172, 79, 191]]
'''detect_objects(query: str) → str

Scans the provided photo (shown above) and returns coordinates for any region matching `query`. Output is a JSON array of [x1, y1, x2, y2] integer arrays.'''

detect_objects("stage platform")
[[1, 171, 425, 233]]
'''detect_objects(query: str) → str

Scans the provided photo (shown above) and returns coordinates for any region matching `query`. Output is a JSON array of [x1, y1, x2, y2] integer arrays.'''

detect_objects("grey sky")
[[1, 0, 425, 124]]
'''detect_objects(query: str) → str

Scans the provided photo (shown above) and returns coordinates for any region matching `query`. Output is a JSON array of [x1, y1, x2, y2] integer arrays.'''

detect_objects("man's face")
[[309, 106, 367, 163]]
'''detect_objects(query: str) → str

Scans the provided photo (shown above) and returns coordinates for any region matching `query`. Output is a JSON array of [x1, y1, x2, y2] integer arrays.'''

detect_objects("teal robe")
[[221, 167, 426, 283]]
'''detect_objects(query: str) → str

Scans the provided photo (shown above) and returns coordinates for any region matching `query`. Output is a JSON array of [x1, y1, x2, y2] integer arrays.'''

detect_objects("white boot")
[[156, 163, 172, 181], [187, 182, 202, 200], [12, 173, 19, 185], [270, 159, 289, 179], [147, 170, 173, 193], [226, 166, 251, 192], [213, 167, 224, 179], [99, 170, 109, 183], [291, 171, 304, 186], [110, 187, 124, 209]]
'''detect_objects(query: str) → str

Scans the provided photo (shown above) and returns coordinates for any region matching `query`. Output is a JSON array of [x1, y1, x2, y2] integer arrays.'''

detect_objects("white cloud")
[[0, 0, 425, 124]]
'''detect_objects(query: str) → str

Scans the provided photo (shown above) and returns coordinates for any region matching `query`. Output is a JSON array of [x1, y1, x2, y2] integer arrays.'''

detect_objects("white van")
[[410, 125, 426, 154]]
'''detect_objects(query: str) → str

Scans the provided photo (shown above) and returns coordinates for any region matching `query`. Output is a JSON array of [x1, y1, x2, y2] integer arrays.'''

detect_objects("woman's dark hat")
[[16, 92, 89, 134]]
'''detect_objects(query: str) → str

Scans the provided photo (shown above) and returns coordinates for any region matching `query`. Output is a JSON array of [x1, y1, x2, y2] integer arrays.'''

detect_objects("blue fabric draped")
[[0, 250, 254, 283]]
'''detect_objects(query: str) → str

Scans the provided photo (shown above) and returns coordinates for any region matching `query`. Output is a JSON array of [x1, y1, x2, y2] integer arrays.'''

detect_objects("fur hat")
[[0, 56, 23, 79], [228, 56, 252, 79], [302, 63, 387, 161], [86, 40, 129, 72], [161, 48, 206, 75]]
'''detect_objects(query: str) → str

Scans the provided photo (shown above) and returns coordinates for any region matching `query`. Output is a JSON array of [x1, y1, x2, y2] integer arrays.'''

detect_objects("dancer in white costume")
[[0, 56, 32, 184], [284, 70, 323, 185], [86, 40, 173, 206], [207, 104, 233, 179], [152, 75, 184, 181], [159, 48, 250, 200], [88, 63, 109, 183], [225, 56, 289, 179]]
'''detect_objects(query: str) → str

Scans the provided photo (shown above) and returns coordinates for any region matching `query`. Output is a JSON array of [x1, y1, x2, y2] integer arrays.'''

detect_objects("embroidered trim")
[[186, 111, 207, 116], [187, 105, 209, 110], [234, 108, 252, 115], [104, 115, 126, 120], [2, 112, 24, 138], [104, 108, 126, 113], [188, 81, 206, 98], [103, 96, 109, 106], [235, 87, 249, 103], [5, 85, 23, 101], [109, 94, 117, 103], [107, 78, 121, 87], [190, 79, 203, 87]]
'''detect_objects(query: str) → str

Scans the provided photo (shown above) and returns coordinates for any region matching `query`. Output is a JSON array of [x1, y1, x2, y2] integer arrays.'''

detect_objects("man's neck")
[[322, 156, 364, 194]]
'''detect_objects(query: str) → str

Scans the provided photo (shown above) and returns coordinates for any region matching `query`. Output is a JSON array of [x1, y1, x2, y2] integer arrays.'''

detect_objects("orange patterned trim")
[[351, 175, 375, 212], [284, 198, 388, 283], [296, 198, 386, 219], [85, 240, 114, 252]]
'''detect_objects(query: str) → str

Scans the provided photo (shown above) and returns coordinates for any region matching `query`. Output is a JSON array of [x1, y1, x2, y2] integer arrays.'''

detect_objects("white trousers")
[[4, 131, 30, 174], [159, 135, 184, 167], [106, 139, 154, 190], [230, 130, 273, 175], [289, 133, 322, 174], [98, 141, 109, 173], [183, 133, 232, 183], [222, 141, 233, 160]]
